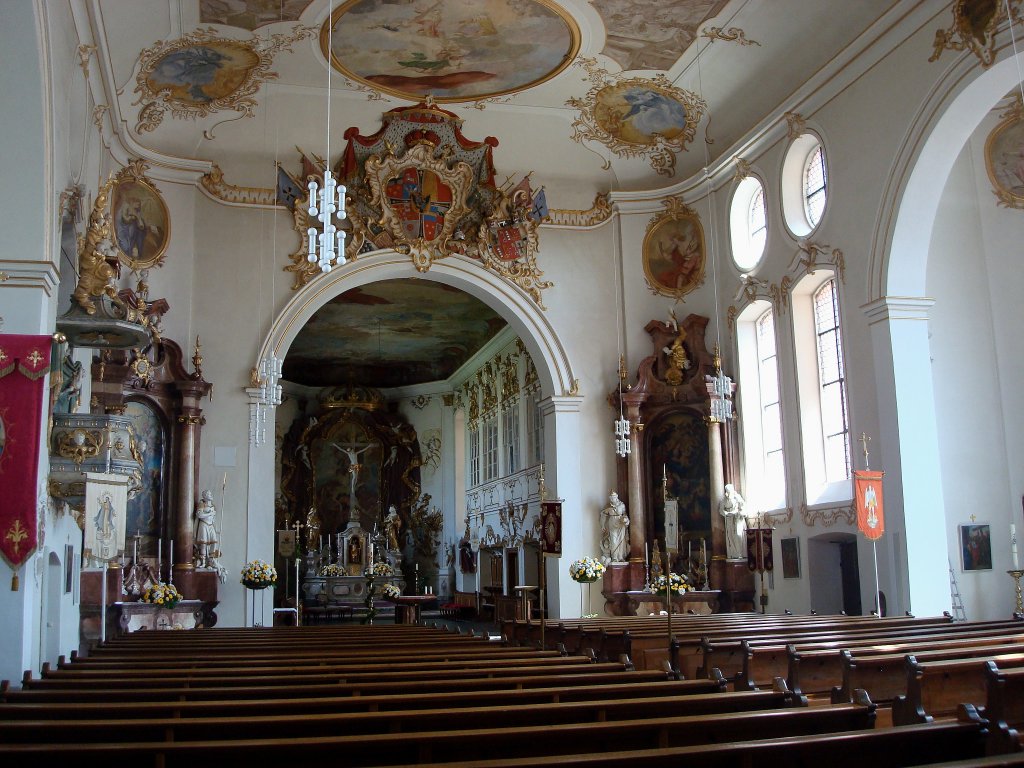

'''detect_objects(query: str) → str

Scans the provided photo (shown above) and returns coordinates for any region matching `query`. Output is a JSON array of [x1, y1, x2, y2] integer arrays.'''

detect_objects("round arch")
[[259, 251, 576, 398]]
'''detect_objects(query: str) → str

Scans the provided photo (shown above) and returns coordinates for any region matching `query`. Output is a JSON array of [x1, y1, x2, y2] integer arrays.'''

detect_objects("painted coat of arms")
[[283, 100, 551, 305]]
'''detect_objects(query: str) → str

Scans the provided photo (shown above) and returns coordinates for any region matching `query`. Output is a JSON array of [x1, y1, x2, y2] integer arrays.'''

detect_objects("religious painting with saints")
[[310, 420, 385, 536], [646, 409, 710, 546]]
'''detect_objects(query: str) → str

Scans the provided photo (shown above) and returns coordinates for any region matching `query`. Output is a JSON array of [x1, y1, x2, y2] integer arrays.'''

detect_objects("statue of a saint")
[[194, 489, 218, 567], [384, 505, 401, 552], [600, 491, 629, 563], [305, 506, 321, 551], [720, 483, 748, 560]]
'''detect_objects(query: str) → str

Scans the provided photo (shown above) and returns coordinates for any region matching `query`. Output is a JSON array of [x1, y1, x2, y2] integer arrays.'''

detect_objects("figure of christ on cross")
[[332, 442, 377, 524]]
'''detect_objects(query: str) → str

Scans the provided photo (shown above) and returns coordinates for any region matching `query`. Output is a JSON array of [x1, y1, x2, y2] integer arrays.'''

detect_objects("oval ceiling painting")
[[145, 41, 261, 106], [323, 0, 580, 102], [593, 82, 691, 146]]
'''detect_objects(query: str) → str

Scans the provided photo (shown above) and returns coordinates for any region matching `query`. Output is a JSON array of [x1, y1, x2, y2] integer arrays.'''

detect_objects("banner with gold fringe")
[[0, 335, 51, 580]]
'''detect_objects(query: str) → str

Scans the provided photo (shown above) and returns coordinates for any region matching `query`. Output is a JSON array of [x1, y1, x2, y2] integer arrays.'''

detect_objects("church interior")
[[2, 0, 1024, 761]]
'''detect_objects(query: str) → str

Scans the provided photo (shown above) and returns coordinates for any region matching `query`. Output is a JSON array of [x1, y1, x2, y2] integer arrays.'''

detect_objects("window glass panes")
[[804, 144, 827, 228]]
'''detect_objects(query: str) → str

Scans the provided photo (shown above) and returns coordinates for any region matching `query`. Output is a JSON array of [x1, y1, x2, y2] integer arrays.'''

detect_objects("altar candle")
[[133, 537, 138, 563], [701, 538, 706, 564], [169, 539, 174, 572], [687, 539, 692, 562], [157, 539, 162, 574], [1012, 524, 1019, 570]]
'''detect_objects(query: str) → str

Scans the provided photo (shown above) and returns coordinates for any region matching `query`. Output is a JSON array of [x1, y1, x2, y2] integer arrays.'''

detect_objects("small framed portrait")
[[109, 161, 170, 271], [960, 523, 993, 571], [642, 199, 706, 300], [781, 537, 801, 579], [985, 106, 1024, 209]]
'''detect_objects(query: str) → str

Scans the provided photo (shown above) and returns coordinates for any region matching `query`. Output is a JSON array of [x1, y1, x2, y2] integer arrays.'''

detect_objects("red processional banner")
[[540, 501, 562, 555], [746, 528, 774, 573], [854, 470, 886, 541], [0, 335, 51, 569]]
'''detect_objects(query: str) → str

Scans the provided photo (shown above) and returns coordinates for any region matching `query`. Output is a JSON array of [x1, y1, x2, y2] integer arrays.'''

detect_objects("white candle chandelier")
[[306, 0, 346, 274]]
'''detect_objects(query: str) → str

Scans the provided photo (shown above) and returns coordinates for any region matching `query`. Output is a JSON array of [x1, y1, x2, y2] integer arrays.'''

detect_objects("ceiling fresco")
[[590, 0, 727, 71], [322, 0, 580, 102], [283, 279, 508, 389], [200, 0, 314, 31]]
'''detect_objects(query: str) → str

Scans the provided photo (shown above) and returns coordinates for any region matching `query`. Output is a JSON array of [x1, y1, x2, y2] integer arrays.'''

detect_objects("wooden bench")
[[892, 652, 1024, 726], [0, 699, 877, 765], [0, 677, 729, 721], [0, 680, 804, 744]]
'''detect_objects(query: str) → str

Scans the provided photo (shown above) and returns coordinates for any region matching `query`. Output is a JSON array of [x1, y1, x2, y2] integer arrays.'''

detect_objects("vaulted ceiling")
[[84, 0, 903, 388]]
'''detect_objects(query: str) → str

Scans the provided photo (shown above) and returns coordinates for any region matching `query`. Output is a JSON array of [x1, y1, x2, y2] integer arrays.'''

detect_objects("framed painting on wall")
[[960, 523, 993, 571], [109, 160, 170, 271], [781, 537, 800, 579], [984, 103, 1024, 210], [642, 198, 706, 300]]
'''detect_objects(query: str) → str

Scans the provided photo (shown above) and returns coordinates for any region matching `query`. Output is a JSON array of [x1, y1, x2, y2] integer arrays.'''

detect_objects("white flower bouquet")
[[380, 583, 402, 600], [650, 572, 690, 596], [141, 582, 182, 608], [370, 561, 394, 577], [569, 556, 606, 583], [240, 559, 277, 589]]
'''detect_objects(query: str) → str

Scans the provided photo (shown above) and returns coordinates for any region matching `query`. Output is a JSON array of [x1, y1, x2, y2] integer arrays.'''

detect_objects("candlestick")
[[1009, 570, 1024, 616], [1012, 524, 1019, 570], [157, 539, 162, 577], [133, 537, 138, 563]]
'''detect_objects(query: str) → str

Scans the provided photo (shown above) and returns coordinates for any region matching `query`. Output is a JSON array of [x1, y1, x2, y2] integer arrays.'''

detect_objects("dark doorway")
[[839, 540, 862, 616]]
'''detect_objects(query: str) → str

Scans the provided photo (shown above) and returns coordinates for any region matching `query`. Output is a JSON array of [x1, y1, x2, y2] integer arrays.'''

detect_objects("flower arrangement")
[[370, 561, 394, 577], [240, 559, 277, 589], [319, 563, 345, 577], [141, 582, 181, 609], [569, 556, 606, 583], [380, 583, 402, 600], [650, 572, 690, 596]]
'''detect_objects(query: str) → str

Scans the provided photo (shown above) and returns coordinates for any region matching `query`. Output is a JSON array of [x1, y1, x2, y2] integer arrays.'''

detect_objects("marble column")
[[620, 389, 648, 592]]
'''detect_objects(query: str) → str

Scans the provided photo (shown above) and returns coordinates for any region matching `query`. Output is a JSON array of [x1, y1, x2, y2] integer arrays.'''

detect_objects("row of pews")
[[0, 617, 1022, 766]]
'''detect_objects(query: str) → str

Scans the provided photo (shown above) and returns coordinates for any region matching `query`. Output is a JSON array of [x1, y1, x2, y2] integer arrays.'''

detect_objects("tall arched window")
[[804, 144, 827, 228], [813, 279, 851, 482], [736, 301, 787, 511]]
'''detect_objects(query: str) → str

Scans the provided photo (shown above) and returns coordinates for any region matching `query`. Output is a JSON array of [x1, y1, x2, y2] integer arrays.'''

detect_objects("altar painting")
[[310, 421, 383, 535], [646, 410, 710, 544], [83, 473, 129, 563], [324, 0, 580, 101], [124, 400, 165, 543]]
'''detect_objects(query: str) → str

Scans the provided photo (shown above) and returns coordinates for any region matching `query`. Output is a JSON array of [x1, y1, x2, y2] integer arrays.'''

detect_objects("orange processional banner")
[[854, 470, 886, 541], [0, 335, 51, 572]]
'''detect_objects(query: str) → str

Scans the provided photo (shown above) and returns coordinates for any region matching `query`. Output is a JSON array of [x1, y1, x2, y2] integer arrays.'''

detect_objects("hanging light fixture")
[[307, 0, 346, 274], [613, 231, 631, 458]]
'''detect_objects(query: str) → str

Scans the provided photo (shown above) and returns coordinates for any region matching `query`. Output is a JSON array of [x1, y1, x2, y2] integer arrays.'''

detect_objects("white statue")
[[720, 483, 748, 560], [600, 491, 629, 563], [384, 505, 401, 552], [194, 489, 218, 567]]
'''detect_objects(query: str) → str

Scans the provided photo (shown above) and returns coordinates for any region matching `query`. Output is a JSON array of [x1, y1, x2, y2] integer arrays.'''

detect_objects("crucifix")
[[859, 432, 871, 471], [332, 442, 377, 524]]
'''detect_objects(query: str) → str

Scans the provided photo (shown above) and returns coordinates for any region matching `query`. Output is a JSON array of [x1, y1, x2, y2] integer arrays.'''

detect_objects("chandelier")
[[306, 0, 346, 274]]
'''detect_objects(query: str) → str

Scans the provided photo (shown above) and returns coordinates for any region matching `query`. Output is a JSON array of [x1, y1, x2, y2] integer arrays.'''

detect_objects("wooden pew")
[[2, 665, 670, 704], [981, 663, 1024, 756], [0, 699, 877, 766], [892, 653, 1024, 726], [0, 680, 804, 743], [836, 646, 1024, 710], [0, 677, 728, 721]]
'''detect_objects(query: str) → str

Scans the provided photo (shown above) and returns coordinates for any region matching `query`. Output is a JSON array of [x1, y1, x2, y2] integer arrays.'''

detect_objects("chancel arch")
[[867, 47, 1024, 618], [246, 249, 582, 622]]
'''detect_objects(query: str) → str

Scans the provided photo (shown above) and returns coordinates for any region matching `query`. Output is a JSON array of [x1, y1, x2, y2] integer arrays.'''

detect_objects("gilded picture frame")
[[985, 99, 1024, 209], [109, 160, 170, 271], [642, 197, 706, 300]]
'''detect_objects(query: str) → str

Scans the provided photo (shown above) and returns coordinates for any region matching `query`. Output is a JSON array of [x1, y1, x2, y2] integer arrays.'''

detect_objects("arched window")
[[736, 301, 787, 511], [813, 279, 850, 482], [730, 175, 767, 271], [804, 143, 827, 228], [782, 133, 828, 237]]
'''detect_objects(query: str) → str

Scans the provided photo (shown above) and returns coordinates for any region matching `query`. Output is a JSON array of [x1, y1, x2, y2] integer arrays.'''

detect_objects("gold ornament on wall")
[[568, 61, 705, 177], [930, 0, 1022, 69]]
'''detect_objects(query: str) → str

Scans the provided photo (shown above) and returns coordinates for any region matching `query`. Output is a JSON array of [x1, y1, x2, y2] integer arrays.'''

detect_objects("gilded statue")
[[72, 177, 121, 315], [305, 506, 321, 550]]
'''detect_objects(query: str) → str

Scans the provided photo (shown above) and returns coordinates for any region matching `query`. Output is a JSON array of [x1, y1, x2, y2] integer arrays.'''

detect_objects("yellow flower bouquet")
[[370, 561, 394, 577], [141, 582, 182, 609], [569, 556, 606, 583], [241, 559, 277, 590], [380, 583, 401, 600], [320, 563, 345, 577]]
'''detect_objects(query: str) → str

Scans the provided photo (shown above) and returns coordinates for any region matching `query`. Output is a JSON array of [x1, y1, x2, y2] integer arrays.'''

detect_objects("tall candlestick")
[[1012, 524, 1019, 570]]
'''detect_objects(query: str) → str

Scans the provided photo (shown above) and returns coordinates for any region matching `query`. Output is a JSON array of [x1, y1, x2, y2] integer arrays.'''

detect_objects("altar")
[[625, 589, 721, 616]]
